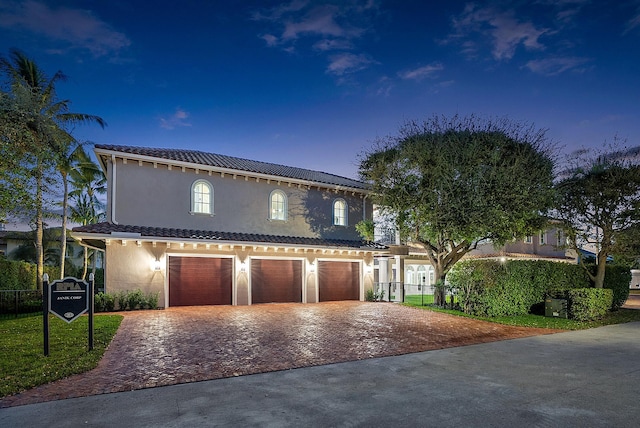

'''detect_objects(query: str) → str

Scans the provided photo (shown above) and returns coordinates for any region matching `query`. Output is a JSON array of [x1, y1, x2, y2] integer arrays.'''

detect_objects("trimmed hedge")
[[448, 259, 629, 318], [566, 288, 613, 321], [593, 265, 630, 310], [0, 257, 105, 291], [0, 257, 61, 290]]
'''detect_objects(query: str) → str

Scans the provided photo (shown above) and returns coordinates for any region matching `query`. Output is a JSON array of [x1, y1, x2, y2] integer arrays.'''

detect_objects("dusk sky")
[[1, 0, 639, 180]]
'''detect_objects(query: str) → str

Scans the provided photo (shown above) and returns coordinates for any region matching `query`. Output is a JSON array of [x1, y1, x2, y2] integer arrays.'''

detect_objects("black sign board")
[[49, 277, 89, 323], [43, 274, 94, 356]]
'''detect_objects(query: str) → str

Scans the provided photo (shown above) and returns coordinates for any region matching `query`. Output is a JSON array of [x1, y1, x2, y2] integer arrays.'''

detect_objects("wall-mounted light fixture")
[[240, 261, 246, 272], [309, 262, 315, 273], [154, 259, 162, 271]]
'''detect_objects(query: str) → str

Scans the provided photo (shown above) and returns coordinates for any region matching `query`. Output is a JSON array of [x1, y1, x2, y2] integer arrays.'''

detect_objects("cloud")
[[525, 56, 590, 75], [159, 108, 192, 130], [326, 53, 375, 75], [313, 38, 353, 51], [0, 0, 130, 57], [448, 4, 549, 61], [624, 11, 640, 35], [398, 63, 444, 80], [250, 0, 309, 21], [253, 1, 381, 80]]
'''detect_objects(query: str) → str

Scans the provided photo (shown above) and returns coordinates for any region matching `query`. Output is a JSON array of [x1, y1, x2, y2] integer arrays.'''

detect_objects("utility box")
[[545, 298, 568, 318]]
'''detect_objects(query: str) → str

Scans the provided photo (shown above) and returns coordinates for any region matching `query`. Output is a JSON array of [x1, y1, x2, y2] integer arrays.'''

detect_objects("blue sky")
[[1, 0, 639, 180]]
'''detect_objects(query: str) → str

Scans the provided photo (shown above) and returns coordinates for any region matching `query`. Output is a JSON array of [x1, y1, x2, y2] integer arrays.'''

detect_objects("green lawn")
[[402, 300, 640, 330], [0, 314, 122, 398]]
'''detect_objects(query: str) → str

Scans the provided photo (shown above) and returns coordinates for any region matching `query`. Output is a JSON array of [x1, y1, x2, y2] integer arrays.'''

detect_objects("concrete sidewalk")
[[1, 322, 639, 427]]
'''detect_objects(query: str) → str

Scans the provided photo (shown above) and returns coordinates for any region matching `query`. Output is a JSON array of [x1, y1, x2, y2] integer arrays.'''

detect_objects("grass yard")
[[0, 314, 122, 398], [403, 301, 640, 330]]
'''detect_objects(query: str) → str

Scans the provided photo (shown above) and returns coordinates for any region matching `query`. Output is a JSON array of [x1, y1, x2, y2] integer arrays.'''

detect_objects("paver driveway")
[[1, 301, 559, 408]]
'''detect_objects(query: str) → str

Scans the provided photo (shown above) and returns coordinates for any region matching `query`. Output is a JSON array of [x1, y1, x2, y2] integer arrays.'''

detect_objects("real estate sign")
[[43, 274, 94, 356], [49, 277, 89, 323]]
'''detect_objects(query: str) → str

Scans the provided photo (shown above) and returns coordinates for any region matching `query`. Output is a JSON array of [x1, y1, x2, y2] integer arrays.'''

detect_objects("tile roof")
[[95, 144, 369, 190], [72, 222, 386, 250]]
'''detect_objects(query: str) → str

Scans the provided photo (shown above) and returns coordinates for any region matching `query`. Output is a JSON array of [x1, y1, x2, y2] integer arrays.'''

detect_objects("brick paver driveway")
[[1, 302, 558, 407]]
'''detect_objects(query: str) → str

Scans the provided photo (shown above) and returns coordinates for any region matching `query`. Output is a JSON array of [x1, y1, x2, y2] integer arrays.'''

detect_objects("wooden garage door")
[[318, 261, 360, 301], [251, 259, 302, 304], [169, 257, 232, 306]]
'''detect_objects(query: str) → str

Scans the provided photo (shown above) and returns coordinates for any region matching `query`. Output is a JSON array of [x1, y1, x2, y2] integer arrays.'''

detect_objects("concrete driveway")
[[0, 301, 557, 408]]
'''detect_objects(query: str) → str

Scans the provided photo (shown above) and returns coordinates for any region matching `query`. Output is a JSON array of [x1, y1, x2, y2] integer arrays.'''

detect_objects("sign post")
[[43, 276, 93, 356], [88, 273, 94, 351], [43, 274, 50, 357]]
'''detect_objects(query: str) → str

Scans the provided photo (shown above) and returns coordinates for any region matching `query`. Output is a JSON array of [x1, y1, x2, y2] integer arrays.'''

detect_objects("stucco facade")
[[73, 145, 379, 307]]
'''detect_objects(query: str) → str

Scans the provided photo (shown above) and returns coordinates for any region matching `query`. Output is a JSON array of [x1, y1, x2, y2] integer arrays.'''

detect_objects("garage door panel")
[[169, 257, 232, 306], [251, 259, 302, 304], [318, 261, 359, 301]]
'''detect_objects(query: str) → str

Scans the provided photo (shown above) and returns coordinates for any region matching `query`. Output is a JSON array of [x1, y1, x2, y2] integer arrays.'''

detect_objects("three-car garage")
[[167, 256, 361, 306]]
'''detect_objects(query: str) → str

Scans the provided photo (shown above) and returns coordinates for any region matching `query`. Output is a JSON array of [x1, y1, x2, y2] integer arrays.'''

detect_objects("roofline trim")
[[71, 231, 381, 252], [94, 147, 370, 195]]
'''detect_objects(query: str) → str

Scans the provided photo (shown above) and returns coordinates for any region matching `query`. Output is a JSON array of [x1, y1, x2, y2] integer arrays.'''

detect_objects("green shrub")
[[144, 291, 160, 309], [115, 291, 128, 311], [0, 257, 61, 290], [365, 288, 375, 302], [567, 288, 613, 321], [94, 292, 115, 312], [600, 266, 631, 310], [448, 260, 592, 317], [126, 289, 144, 310]]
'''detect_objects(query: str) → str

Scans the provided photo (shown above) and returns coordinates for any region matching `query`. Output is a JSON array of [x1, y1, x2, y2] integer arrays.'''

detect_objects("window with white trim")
[[524, 235, 533, 244], [269, 190, 287, 221], [539, 231, 547, 245], [333, 198, 347, 226], [191, 180, 213, 214]]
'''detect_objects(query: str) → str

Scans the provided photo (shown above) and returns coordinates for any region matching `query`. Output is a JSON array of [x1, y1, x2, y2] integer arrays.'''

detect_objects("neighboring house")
[[72, 145, 379, 308], [373, 227, 575, 299]]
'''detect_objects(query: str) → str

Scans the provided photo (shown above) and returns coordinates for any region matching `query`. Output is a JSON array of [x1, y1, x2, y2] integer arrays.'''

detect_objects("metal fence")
[[0, 290, 42, 319], [373, 282, 454, 305]]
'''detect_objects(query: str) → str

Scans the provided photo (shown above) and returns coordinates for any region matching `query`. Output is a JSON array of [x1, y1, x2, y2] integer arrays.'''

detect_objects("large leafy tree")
[[556, 146, 640, 288], [359, 115, 556, 305], [0, 49, 104, 290]]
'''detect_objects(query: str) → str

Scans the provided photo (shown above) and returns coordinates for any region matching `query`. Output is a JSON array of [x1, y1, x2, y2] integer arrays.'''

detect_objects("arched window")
[[269, 190, 287, 221], [333, 198, 347, 226], [191, 180, 213, 214]]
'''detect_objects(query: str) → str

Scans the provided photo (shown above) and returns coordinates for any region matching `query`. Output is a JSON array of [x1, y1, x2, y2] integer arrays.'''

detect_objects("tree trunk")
[[82, 245, 88, 280], [35, 169, 44, 292], [60, 172, 68, 279], [594, 249, 607, 288], [434, 266, 447, 306]]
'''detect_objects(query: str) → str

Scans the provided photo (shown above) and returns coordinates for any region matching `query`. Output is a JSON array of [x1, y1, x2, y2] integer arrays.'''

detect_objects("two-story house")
[[72, 145, 379, 308]]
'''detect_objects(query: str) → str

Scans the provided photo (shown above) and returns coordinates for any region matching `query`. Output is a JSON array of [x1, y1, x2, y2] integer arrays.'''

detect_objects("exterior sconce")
[[240, 262, 246, 272], [309, 262, 315, 273], [154, 259, 162, 271]]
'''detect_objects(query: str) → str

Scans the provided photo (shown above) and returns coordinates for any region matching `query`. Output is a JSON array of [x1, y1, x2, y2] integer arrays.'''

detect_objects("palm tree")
[[69, 152, 106, 279], [70, 193, 105, 279], [57, 143, 93, 278], [0, 49, 105, 290]]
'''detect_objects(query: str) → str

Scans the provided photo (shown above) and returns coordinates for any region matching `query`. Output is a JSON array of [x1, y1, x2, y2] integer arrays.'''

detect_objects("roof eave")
[[94, 147, 370, 195]]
